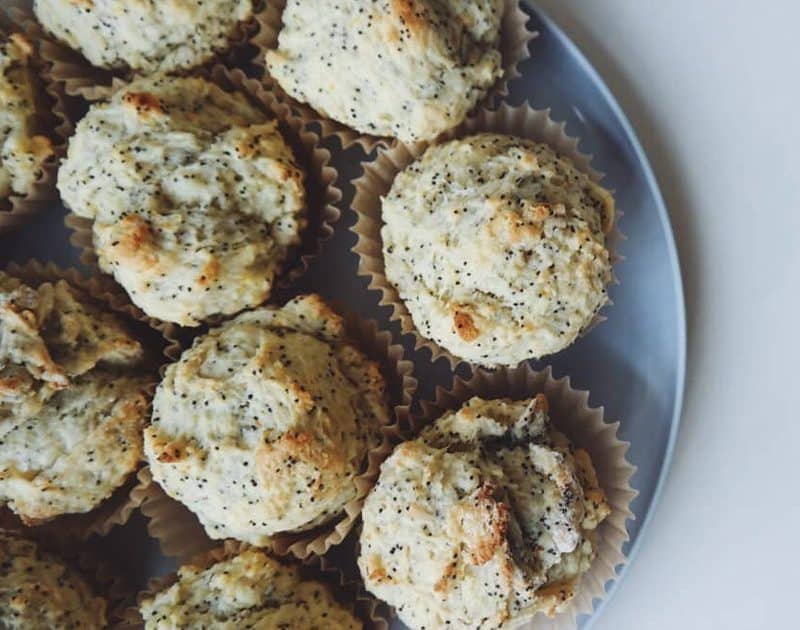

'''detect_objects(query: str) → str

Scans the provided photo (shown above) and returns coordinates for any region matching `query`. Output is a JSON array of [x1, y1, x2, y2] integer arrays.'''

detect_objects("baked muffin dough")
[[359, 395, 610, 629], [0, 370, 150, 524], [0, 272, 143, 417], [0, 530, 106, 629], [0, 273, 150, 523], [34, 0, 253, 74], [59, 75, 306, 325], [266, 0, 504, 142], [145, 295, 388, 545], [0, 33, 53, 200], [381, 133, 615, 366], [140, 548, 361, 629]]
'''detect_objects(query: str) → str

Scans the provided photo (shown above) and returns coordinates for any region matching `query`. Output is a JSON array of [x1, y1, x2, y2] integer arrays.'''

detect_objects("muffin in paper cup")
[[0, 259, 182, 541], [360, 364, 636, 630], [0, 527, 133, 627], [116, 538, 389, 629], [252, 0, 537, 152], [352, 102, 622, 371], [137, 308, 415, 560], [15, 0, 268, 102], [0, 5, 71, 234], [63, 64, 341, 326]]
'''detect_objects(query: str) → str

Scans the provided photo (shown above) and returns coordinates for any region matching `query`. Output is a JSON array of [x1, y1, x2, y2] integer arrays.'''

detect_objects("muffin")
[[359, 395, 610, 629], [265, 0, 504, 143], [0, 271, 151, 524], [0, 529, 106, 628], [33, 0, 254, 75], [381, 133, 615, 366], [140, 547, 360, 629], [59, 75, 307, 326], [144, 294, 388, 546], [0, 32, 53, 203]]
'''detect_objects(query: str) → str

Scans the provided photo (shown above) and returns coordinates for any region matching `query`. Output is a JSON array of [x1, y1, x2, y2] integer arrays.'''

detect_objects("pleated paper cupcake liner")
[[352, 101, 623, 371], [64, 63, 341, 326], [0, 260, 182, 541], [0, 4, 72, 233], [251, 0, 537, 152], [137, 311, 415, 561]]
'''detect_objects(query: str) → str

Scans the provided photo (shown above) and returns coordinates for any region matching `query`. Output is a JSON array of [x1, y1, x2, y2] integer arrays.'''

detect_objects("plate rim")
[[522, 1, 687, 626]]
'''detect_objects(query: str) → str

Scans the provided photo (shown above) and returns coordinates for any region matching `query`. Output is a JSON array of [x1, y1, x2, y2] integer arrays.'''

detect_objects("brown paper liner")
[[22, 1, 269, 102], [1, 529, 134, 625], [138, 309, 415, 561], [64, 64, 341, 322], [352, 102, 623, 370], [0, 4, 73, 234], [116, 539, 388, 629], [71, 548, 133, 626], [252, 0, 537, 152], [0, 259, 183, 541], [386, 365, 635, 630]]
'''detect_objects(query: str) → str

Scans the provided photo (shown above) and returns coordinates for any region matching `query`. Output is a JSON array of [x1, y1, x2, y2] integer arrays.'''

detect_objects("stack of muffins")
[[0, 1, 634, 629]]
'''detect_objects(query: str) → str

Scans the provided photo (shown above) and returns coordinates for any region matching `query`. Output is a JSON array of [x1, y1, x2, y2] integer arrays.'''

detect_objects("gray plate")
[[0, 2, 685, 627]]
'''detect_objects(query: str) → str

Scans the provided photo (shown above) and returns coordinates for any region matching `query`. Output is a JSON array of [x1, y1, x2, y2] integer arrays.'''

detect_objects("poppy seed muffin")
[[145, 295, 388, 546], [34, 0, 253, 74], [0, 272, 143, 411], [58, 75, 307, 326], [140, 548, 361, 629], [359, 395, 610, 629], [0, 33, 53, 201], [381, 133, 615, 366], [0, 272, 151, 524], [266, 0, 504, 143], [0, 530, 106, 629]]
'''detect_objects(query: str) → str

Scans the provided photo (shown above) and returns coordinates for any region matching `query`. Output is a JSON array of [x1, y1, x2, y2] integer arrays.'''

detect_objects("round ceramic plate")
[[0, 2, 685, 628]]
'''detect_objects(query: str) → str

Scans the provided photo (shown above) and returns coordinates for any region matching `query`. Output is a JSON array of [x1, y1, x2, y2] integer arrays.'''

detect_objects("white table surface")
[[532, 1, 800, 628]]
